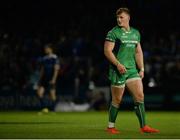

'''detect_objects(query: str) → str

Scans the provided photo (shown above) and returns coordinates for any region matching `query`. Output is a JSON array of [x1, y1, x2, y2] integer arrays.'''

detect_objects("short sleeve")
[[55, 57, 60, 65], [137, 31, 141, 43], [55, 57, 60, 69], [105, 30, 116, 42]]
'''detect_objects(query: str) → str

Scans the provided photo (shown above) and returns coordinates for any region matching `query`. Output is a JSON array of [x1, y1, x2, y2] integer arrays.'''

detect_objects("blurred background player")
[[104, 7, 159, 134], [37, 43, 60, 113]]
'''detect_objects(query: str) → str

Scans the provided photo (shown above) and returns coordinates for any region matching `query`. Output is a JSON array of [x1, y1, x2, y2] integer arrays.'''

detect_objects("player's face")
[[116, 12, 130, 28], [44, 47, 52, 55]]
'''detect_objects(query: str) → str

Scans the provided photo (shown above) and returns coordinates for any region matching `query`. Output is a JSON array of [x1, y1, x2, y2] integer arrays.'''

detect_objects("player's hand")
[[139, 71, 144, 79], [116, 63, 127, 74], [49, 79, 56, 84]]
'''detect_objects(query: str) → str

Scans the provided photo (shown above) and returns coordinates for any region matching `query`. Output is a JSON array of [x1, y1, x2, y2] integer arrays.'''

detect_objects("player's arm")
[[104, 41, 126, 74], [39, 65, 44, 81], [135, 43, 144, 78]]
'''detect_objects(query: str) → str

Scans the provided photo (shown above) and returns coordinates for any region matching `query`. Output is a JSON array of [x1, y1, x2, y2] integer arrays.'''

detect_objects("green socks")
[[109, 104, 119, 123], [134, 102, 146, 128], [108, 102, 146, 128]]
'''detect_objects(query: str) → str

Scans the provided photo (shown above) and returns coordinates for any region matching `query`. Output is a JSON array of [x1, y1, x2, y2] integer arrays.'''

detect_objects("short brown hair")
[[116, 7, 130, 16]]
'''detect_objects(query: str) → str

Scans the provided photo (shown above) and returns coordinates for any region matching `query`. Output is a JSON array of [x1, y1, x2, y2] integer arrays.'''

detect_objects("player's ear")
[[128, 15, 130, 21]]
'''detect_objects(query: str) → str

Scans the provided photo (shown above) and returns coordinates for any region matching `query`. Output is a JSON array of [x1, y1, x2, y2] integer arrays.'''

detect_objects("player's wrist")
[[52, 79, 56, 82], [115, 61, 121, 67], [140, 68, 144, 72]]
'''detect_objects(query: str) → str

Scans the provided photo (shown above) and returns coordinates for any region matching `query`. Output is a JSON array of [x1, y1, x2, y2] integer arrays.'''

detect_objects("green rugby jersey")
[[106, 25, 140, 69]]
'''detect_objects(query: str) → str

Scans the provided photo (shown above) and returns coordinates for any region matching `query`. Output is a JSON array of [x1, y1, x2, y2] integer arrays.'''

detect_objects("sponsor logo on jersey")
[[121, 40, 138, 44], [117, 81, 124, 84]]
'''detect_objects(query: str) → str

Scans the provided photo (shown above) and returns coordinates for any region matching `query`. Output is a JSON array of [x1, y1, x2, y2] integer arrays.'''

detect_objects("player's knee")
[[37, 91, 44, 98], [135, 92, 144, 101], [37, 87, 44, 96], [112, 98, 121, 105], [50, 92, 56, 101], [51, 96, 56, 101]]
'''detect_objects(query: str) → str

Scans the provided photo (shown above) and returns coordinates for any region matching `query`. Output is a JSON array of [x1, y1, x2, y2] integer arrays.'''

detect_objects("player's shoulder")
[[43, 54, 58, 60], [106, 26, 122, 39], [42, 55, 47, 60], [108, 25, 120, 33], [51, 54, 58, 59], [130, 27, 140, 34]]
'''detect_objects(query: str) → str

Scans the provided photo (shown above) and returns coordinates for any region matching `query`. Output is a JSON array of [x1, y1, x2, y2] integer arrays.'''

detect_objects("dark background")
[[0, 0, 180, 110]]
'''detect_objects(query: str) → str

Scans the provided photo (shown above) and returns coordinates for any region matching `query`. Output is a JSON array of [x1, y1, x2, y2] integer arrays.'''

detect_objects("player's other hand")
[[116, 63, 127, 74], [139, 71, 144, 79], [49, 79, 56, 84]]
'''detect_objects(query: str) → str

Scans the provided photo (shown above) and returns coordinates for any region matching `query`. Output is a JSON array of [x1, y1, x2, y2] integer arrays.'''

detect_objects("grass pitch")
[[0, 111, 180, 139]]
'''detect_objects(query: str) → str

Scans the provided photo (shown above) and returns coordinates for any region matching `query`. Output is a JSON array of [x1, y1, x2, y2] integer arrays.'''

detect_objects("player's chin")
[[117, 23, 122, 26]]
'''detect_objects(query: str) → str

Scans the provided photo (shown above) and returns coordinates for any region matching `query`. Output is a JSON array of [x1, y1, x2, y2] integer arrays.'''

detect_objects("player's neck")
[[120, 22, 130, 31], [122, 25, 130, 32], [47, 53, 53, 56]]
